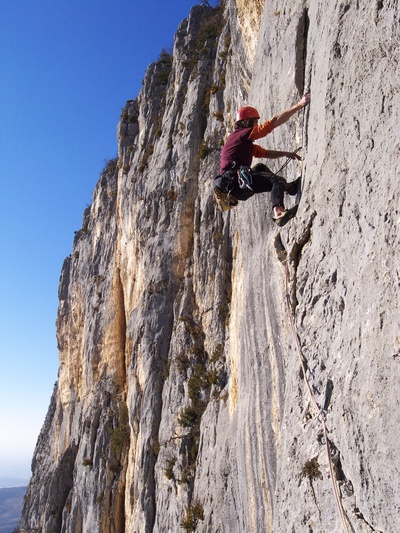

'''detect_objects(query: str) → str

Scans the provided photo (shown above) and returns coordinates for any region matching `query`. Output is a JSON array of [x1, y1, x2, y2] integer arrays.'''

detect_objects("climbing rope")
[[281, 257, 351, 533]]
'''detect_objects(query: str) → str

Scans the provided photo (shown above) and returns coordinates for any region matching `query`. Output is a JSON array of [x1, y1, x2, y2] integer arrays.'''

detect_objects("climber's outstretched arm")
[[264, 149, 302, 160], [270, 93, 310, 128]]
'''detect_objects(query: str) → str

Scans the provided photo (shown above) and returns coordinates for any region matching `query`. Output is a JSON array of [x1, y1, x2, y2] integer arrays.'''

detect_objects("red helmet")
[[236, 106, 260, 122]]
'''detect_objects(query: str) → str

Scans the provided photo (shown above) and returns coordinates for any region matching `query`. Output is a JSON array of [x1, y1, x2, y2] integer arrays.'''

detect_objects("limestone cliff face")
[[21, 1, 400, 532]]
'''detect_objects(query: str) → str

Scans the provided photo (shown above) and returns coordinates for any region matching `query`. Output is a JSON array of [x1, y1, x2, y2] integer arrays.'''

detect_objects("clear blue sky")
[[0, 0, 206, 481]]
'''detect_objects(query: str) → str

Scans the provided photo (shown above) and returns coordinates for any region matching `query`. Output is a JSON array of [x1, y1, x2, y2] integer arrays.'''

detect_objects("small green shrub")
[[165, 457, 176, 480], [138, 144, 154, 172], [179, 463, 195, 486], [154, 49, 173, 85], [166, 188, 176, 201], [199, 141, 211, 159], [180, 500, 204, 532], [103, 157, 118, 175], [110, 401, 130, 453], [178, 406, 199, 428], [188, 364, 205, 402], [176, 352, 190, 372], [212, 111, 224, 122], [302, 456, 322, 482]]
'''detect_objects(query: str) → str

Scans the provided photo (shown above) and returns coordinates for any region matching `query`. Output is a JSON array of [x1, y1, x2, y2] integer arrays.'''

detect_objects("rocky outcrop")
[[21, 1, 400, 532]]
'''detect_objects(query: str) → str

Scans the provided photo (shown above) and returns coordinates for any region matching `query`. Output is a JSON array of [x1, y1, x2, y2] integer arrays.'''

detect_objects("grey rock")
[[20, 1, 400, 532]]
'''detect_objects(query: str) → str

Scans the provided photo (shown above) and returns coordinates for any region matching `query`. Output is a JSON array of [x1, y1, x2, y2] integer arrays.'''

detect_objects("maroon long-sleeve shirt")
[[219, 119, 275, 173]]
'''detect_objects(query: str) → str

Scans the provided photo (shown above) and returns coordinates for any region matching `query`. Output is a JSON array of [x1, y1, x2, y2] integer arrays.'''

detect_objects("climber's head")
[[235, 106, 260, 128]]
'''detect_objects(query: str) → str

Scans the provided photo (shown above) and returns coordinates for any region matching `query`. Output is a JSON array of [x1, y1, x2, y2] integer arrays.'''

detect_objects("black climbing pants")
[[230, 163, 287, 207]]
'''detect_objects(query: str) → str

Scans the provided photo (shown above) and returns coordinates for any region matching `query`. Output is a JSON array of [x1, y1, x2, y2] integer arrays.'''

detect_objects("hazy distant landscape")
[[0, 486, 26, 533], [0, 478, 29, 490]]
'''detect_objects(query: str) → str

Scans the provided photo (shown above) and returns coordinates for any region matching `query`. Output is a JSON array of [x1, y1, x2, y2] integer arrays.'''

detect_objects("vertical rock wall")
[[21, 1, 400, 532]]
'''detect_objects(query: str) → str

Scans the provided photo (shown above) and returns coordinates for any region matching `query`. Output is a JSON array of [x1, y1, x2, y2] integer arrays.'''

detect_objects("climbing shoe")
[[285, 177, 301, 196], [273, 205, 299, 227]]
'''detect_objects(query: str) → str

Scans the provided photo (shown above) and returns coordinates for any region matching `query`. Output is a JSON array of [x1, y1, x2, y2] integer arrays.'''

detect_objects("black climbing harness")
[[213, 147, 303, 212]]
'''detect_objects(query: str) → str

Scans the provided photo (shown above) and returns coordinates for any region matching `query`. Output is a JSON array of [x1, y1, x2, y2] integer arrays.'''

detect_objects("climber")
[[214, 92, 310, 225]]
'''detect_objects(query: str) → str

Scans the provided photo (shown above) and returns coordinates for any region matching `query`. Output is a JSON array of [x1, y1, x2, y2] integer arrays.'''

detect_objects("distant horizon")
[[0, 456, 32, 481], [0, 476, 29, 489]]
